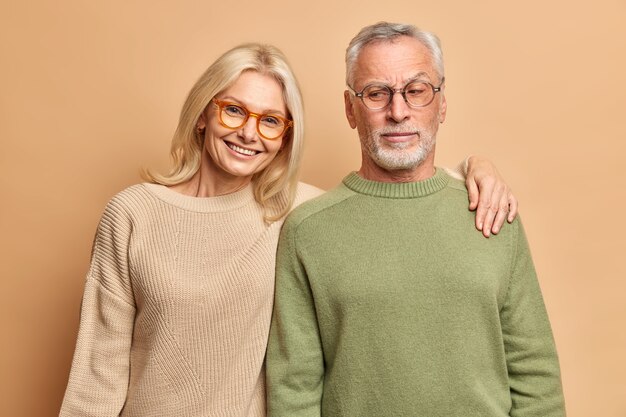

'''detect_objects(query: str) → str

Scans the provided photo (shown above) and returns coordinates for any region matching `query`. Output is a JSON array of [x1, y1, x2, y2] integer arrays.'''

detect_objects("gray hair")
[[345, 22, 444, 86]]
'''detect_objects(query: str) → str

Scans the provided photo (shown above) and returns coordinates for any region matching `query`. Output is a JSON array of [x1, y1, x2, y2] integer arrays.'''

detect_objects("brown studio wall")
[[1, 1, 625, 416]]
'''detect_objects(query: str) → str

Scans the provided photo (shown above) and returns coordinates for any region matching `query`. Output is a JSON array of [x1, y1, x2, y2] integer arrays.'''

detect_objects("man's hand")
[[465, 155, 518, 237]]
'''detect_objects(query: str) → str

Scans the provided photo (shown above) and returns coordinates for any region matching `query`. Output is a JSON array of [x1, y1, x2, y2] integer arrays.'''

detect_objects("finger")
[[481, 203, 499, 238], [479, 183, 504, 237], [474, 179, 496, 232], [475, 197, 491, 233], [466, 177, 479, 211], [490, 193, 510, 235], [507, 193, 518, 223]]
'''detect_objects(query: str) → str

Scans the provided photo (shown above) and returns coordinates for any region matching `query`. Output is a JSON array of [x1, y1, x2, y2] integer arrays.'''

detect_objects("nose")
[[238, 115, 259, 143], [387, 91, 411, 123]]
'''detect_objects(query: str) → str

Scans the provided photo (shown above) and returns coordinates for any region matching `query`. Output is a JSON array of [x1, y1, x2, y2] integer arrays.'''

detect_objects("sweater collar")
[[342, 168, 449, 199], [142, 182, 256, 213]]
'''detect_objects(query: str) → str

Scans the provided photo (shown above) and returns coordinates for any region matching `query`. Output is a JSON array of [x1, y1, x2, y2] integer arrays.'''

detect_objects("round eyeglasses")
[[347, 78, 445, 110], [212, 98, 292, 140]]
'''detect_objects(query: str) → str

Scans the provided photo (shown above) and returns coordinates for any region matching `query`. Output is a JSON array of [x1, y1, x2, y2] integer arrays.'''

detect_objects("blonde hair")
[[144, 43, 305, 222]]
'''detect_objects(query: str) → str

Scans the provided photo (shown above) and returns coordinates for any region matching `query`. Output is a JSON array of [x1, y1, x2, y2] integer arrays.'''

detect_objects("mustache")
[[375, 125, 421, 135]]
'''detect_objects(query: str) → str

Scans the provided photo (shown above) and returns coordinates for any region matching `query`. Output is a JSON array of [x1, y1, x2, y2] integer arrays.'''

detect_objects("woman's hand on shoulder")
[[464, 155, 518, 238]]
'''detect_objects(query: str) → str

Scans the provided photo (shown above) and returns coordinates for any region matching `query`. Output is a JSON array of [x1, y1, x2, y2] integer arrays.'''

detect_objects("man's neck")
[[358, 156, 436, 183]]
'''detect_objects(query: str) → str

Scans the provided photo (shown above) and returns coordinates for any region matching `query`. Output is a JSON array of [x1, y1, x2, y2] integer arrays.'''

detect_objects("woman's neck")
[[170, 161, 252, 198]]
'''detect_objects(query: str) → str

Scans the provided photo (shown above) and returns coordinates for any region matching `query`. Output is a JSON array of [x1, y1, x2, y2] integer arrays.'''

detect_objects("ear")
[[344, 90, 357, 129], [438, 94, 447, 124], [196, 109, 207, 130]]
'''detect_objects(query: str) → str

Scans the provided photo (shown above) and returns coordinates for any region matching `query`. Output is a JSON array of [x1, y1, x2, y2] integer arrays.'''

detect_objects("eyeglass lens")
[[361, 81, 436, 109], [219, 103, 287, 139]]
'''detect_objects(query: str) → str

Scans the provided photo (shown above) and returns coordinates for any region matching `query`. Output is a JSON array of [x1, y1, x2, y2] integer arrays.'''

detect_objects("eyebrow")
[[361, 72, 433, 89], [406, 72, 431, 83], [219, 96, 287, 117]]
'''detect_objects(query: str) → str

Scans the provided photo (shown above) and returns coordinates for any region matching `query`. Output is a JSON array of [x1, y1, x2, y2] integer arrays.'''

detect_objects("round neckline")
[[142, 182, 256, 213], [342, 168, 449, 199]]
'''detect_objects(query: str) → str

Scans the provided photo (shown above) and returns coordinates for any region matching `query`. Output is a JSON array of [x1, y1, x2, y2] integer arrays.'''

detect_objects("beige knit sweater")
[[60, 181, 323, 417]]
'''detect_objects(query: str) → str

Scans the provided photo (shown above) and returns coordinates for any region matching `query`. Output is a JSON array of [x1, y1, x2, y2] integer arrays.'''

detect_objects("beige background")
[[1, 0, 625, 415]]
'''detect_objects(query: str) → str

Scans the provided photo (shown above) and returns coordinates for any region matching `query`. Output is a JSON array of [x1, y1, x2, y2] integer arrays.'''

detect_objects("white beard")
[[363, 124, 436, 171]]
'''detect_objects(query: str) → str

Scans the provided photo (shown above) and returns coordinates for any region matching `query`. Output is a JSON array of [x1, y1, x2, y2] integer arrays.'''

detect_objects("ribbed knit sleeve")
[[60, 195, 136, 416], [266, 214, 325, 417], [501, 220, 566, 416]]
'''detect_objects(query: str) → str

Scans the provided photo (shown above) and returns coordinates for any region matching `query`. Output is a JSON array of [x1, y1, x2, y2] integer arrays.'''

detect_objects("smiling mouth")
[[225, 141, 260, 156]]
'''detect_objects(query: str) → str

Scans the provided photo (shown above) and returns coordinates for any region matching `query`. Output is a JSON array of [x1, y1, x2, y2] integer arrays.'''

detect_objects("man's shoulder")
[[284, 182, 355, 231], [293, 182, 325, 207], [440, 173, 523, 239], [441, 172, 469, 196]]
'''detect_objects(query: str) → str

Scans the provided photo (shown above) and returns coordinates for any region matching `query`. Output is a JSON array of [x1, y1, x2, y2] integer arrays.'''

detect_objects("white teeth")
[[226, 142, 257, 156]]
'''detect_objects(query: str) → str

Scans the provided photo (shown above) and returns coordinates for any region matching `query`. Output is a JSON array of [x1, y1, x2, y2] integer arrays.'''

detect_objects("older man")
[[266, 22, 565, 417]]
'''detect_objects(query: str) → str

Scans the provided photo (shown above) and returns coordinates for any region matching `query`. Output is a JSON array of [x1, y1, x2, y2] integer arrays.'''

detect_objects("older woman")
[[60, 43, 517, 416]]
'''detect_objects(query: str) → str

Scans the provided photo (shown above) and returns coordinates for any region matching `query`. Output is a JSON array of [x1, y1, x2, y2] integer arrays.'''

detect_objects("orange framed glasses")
[[212, 98, 292, 140]]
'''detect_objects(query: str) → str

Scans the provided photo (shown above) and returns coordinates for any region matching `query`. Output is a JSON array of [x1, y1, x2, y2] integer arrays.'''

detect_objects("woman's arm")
[[60, 196, 135, 416]]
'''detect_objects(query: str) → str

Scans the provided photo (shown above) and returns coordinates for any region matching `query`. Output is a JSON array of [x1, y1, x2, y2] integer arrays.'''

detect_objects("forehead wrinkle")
[[353, 49, 438, 88], [366, 71, 433, 88]]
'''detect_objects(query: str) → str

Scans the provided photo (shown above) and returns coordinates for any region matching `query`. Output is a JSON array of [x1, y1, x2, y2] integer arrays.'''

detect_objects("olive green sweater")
[[266, 169, 565, 417]]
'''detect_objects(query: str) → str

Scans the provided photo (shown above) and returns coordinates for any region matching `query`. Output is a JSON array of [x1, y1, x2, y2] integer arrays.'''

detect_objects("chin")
[[226, 161, 269, 179]]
